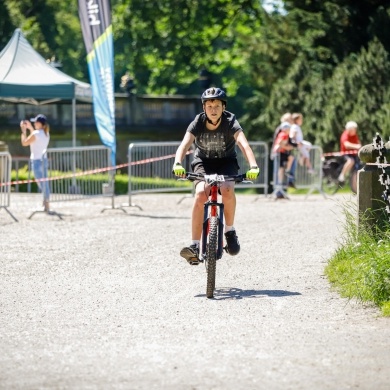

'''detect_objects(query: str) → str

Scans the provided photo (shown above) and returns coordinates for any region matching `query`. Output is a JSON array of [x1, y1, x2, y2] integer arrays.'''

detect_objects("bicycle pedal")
[[189, 256, 204, 265]]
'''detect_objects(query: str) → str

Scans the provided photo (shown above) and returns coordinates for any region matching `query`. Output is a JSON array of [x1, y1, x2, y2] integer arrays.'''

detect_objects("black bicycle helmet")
[[201, 87, 227, 106]]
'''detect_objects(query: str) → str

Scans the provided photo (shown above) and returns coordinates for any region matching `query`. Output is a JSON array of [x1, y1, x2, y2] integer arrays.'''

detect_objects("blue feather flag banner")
[[78, 0, 116, 166]]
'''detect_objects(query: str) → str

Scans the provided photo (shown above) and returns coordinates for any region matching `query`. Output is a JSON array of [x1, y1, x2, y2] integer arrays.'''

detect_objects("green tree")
[[113, 0, 262, 101], [244, 0, 390, 150], [319, 38, 390, 147]]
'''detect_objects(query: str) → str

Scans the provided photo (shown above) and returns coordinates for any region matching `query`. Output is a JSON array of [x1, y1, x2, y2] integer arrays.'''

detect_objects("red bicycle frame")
[[201, 182, 225, 260]]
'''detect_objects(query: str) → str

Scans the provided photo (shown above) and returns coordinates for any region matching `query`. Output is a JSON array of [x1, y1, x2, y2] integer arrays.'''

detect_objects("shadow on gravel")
[[195, 287, 302, 300], [123, 213, 189, 220]]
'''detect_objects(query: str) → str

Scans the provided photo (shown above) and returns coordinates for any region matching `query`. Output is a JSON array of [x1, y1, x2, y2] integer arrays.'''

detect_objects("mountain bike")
[[182, 172, 249, 299], [322, 154, 363, 195]]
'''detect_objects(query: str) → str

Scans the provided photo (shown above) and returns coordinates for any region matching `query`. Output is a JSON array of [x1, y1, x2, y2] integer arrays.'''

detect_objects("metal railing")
[[127, 141, 269, 208], [271, 145, 324, 199], [127, 142, 194, 207], [0, 152, 17, 221], [294, 145, 324, 198], [11, 156, 31, 192], [236, 141, 269, 195], [47, 145, 113, 202]]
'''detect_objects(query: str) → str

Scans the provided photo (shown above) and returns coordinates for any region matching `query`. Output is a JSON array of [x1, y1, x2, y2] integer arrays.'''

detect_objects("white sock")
[[225, 225, 235, 233], [191, 240, 200, 247], [338, 173, 345, 181]]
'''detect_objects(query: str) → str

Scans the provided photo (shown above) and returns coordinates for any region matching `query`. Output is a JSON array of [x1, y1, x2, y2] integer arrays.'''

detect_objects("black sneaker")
[[180, 244, 200, 265], [224, 230, 240, 256]]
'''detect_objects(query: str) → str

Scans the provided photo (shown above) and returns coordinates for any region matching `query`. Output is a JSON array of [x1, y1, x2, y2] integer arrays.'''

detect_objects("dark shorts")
[[191, 157, 240, 186], [279, 152, 290, 167], [341, 154, 359, 165]]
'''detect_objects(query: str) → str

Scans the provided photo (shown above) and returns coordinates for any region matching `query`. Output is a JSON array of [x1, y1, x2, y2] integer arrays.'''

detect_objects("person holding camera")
[[20, 114, 50, 212]]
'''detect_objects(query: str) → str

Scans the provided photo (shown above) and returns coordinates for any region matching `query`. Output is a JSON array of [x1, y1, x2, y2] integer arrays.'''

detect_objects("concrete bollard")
[[358, 141, 390, 231]]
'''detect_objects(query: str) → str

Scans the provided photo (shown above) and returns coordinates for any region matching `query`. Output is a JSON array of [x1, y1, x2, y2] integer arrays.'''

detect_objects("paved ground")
[[0, 192, 389, 390]]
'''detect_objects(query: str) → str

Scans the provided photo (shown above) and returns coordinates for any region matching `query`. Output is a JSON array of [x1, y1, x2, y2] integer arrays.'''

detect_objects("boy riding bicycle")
[[172, 87, 259, 265]]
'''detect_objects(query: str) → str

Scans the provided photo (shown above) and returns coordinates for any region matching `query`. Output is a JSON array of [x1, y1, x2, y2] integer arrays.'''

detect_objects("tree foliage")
[[113, 0, 262, 99], [243, 0, 390, 149]]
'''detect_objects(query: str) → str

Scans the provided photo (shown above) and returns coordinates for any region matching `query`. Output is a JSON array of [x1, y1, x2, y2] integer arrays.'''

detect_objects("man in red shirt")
[[338, 121, 362, 184]]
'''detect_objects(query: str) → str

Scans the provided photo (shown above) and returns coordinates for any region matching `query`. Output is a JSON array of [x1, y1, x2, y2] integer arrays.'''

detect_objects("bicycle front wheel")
[[322, 174, 339, 195], [205, 216, 218, 299]]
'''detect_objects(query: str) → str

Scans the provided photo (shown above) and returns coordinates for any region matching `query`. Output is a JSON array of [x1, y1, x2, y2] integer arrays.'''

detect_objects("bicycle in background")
[[181, 172, 250, 299], [322, 153, 363, 195]]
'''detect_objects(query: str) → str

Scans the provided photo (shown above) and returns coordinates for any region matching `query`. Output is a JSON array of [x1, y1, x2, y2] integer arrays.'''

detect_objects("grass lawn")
[[325, 203, 390, 316]]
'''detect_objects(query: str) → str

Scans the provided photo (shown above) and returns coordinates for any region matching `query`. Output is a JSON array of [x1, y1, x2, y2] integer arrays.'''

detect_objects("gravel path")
[[1, 193, 389, 390]]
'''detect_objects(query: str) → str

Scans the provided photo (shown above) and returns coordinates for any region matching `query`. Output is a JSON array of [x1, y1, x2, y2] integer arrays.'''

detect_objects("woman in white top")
[[20, 114, 50, 211]]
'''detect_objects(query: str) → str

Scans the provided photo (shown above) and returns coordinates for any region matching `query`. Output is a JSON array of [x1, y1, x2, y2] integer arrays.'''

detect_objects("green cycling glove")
[[246, 166, 260, 180], [172, 162, 186, 176]]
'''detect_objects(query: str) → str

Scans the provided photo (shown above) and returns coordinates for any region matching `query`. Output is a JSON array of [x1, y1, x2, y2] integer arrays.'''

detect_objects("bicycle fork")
[[201, 185, 224, 260]]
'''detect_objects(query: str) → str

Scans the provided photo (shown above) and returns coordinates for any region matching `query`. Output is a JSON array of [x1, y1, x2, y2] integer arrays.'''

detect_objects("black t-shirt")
[[186, 111, 242, 159]]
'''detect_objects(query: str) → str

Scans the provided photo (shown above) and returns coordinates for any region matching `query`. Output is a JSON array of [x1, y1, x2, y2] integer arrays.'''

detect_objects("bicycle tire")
[[322, 159, 342, 195], [322, 174, 339, 195], [205, 216, 218, 299], [350, 170, 358, 194]]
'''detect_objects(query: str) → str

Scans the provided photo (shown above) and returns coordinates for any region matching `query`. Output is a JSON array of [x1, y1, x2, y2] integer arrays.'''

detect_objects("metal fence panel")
[[47, 146, 112, 202], [0, 152, 11, 207], [127, 141, 269, 204], [271, 145, 324, 199], [0, 152, 17, 221], [127, 142, 193, 203], [236, 141, 269, 194], [294, 145, 323, 196], [12, 156, 30, 192]]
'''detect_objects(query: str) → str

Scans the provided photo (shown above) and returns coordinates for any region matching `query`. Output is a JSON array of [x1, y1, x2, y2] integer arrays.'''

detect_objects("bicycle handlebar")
[[182, 172, 250, 184]]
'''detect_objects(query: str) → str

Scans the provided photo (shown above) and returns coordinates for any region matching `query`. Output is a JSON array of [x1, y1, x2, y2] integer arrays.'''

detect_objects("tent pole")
[[72, 98, 76, 148], [72, 98, 76, 188]]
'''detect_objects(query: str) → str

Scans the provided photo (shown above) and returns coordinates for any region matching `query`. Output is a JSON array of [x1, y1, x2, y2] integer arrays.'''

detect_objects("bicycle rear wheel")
[[205, 216, 218, 299], [350, 170, 358, 194]]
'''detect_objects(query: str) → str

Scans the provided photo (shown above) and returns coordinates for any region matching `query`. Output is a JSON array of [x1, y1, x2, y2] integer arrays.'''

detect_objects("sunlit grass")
[[325, 202, 390, 316]]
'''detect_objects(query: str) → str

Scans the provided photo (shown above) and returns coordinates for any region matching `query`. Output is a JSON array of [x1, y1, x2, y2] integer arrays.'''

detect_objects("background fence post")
[[358, 141, 390, 231]]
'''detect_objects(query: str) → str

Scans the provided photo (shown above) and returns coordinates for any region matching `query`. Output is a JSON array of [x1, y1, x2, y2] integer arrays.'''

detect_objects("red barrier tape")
[[1, 150, 193, 187], [322, 150, 359, 157]]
